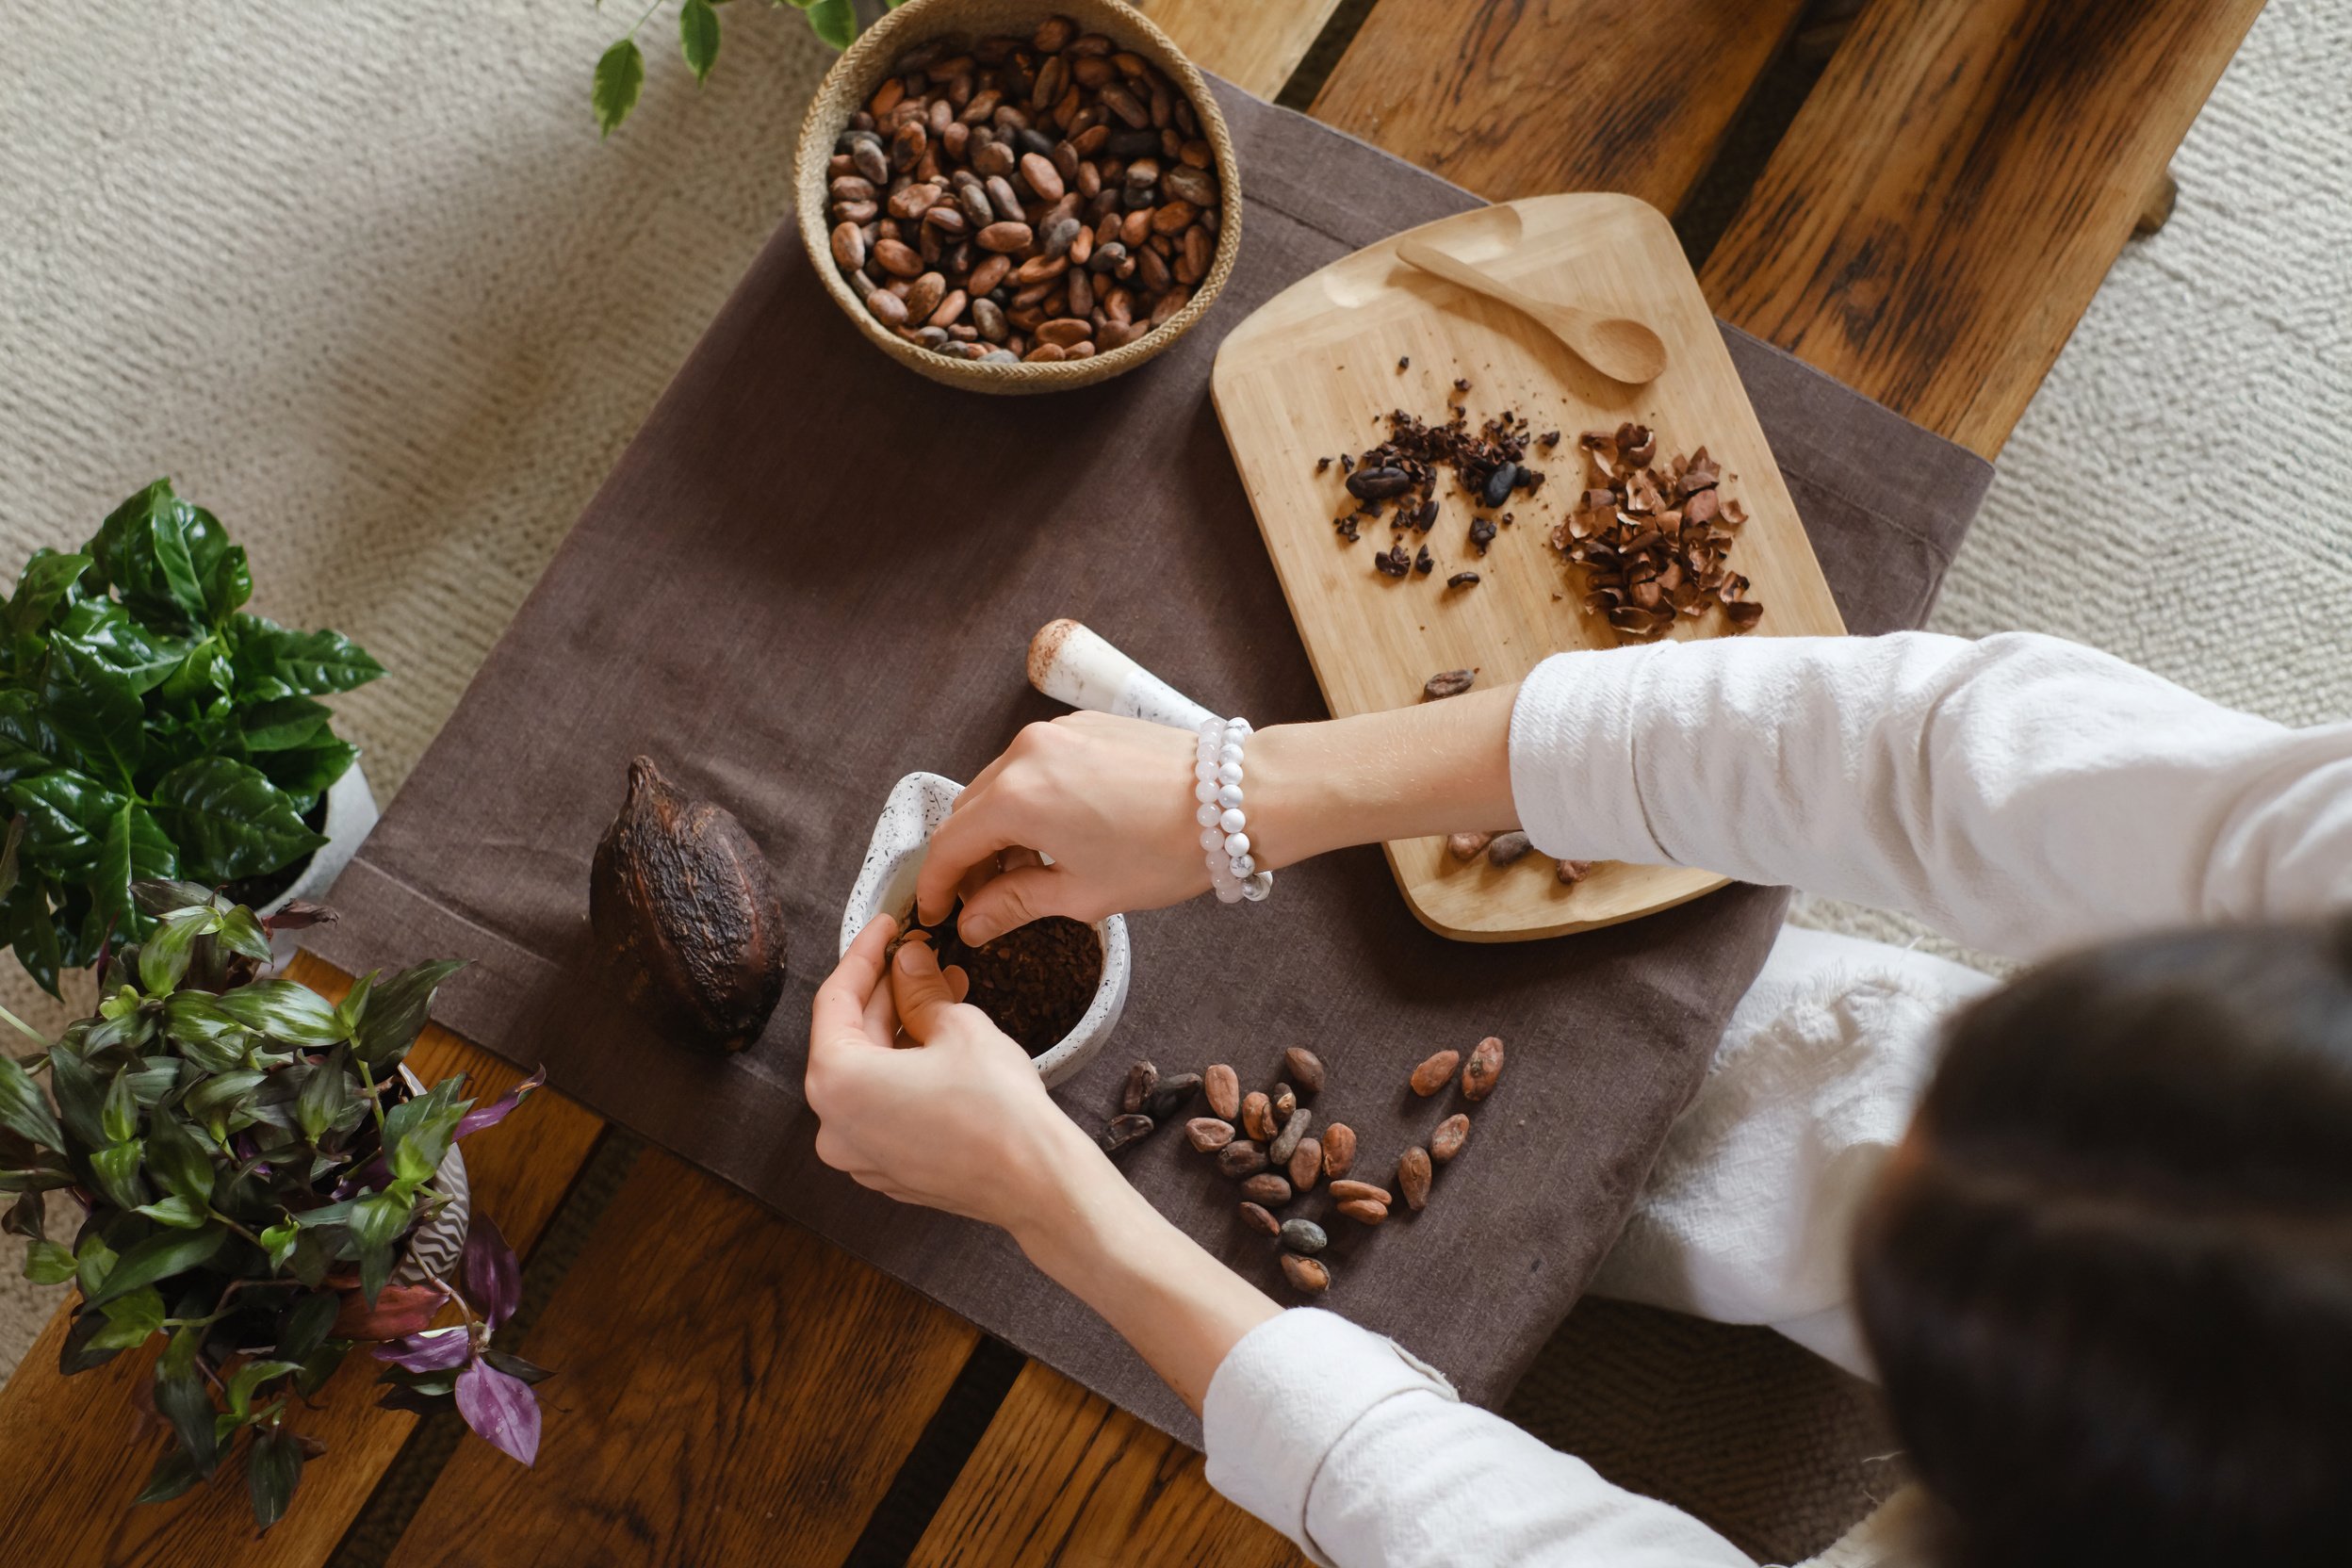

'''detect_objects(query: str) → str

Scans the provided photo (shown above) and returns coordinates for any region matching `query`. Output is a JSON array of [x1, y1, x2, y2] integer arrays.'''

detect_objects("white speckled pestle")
[[840, 622, 1225, 1088]]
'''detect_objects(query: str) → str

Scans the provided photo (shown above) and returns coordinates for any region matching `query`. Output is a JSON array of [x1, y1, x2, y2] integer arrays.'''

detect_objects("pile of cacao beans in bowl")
[[841, 772, 1132, 1087], [793, 0, 1243, 394]]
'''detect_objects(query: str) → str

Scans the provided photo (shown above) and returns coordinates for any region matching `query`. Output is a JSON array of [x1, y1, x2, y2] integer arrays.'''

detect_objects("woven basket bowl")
[[793, 0, 1244, 394]]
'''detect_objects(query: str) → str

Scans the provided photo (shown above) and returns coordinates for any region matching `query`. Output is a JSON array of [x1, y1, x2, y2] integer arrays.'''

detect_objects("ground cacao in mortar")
[[911, 904, 1102, 1056]]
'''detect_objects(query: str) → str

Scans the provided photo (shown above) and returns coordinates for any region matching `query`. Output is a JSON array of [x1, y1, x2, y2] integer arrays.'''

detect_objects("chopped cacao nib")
[[1316, 455, 1332, 472], [1469, 515, 1496, 554], [1453, 377, 1470, 393], [1552, 427, 1763, 641], [1413, 498, 1439, 531], [1446, 571, 1480, 589], [1374, 543, 1412, 578], [1538, 430, 1561, 448], [1413, 544, 1434, 574], [1397, 355, 1411, 370]]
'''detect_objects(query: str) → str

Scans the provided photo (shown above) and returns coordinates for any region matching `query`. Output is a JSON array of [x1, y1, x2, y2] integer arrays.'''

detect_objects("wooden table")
[[0, 1, 2265, 1561]]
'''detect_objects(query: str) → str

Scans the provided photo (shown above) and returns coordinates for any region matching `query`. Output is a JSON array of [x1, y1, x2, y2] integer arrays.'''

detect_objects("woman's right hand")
[[915, 711, 1218, 945]]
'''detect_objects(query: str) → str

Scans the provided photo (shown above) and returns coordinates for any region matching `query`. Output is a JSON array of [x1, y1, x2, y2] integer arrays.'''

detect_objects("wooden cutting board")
[[1212, 193, 1845, 941]]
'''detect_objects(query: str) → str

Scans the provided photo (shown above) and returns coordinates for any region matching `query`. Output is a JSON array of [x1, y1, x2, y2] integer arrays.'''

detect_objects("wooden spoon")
[[1395, 236, 1669, 385]]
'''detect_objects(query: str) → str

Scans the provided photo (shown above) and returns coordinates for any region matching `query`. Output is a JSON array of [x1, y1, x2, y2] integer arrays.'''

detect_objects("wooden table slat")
[[1701, 0, 2266, 456], [909, 1362, 1305, 1568], [1132, 0, 1348, 102], [1309, 0, 1813, 211], [0, 954, 607, 1568], [385, 1149, 980, 1568]]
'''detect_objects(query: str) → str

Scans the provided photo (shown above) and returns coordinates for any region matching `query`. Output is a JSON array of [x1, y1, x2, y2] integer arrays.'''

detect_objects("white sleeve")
[[1509, 630, 2352, 960], [1202, 1309, 1754, 1568]]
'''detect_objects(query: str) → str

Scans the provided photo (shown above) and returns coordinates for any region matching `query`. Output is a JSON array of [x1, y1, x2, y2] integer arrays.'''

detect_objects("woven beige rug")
[[4, 2, 2344, 1558]]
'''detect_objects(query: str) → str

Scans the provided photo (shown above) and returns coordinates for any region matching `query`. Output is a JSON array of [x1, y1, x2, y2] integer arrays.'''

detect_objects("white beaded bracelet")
[[1195, 716, 1274, 905]]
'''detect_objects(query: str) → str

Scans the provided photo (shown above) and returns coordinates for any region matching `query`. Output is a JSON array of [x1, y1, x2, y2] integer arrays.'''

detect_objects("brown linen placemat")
[[304, 79, 1990, 1446]]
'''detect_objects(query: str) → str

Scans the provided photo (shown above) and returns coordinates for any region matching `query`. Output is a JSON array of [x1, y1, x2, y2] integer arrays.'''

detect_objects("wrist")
[[1006, 1121, 1147, 1268], [1236, 722, 1344, 871]]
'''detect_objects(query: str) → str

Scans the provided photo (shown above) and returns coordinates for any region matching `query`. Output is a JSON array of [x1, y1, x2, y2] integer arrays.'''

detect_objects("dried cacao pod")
[[590, 756, 790, 1053]]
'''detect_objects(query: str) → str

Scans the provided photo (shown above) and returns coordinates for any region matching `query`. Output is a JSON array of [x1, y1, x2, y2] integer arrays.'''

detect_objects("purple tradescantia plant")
[[369, 1211, 550, 1462], [2, 879, 552, 1532]]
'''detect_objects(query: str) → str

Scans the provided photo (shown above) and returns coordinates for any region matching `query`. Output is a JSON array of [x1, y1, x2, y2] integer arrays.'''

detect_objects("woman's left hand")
[[805, 913, 1108, 1235]]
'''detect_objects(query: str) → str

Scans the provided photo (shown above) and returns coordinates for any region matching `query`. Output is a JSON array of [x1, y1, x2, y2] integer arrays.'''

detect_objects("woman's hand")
[[915, 689, 1525, 947], [915, 711, 1214, 945], [807, 915, 1282, 1413], [805, 913, 1108, 1235]]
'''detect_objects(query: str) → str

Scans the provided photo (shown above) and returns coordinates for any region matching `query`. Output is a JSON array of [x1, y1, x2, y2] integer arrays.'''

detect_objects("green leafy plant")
[[592, 0, 911, 138], [0, 480, 382, 994], [2, 881, 547, 1529]]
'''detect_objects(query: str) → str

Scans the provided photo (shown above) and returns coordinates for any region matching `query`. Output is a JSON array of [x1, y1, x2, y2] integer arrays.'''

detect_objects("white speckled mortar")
[[840, 771, 1130, 1089]]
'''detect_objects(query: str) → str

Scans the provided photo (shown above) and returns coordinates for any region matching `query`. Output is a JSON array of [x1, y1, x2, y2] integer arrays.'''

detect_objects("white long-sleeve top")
[[1202, 630, 2352, 1567]]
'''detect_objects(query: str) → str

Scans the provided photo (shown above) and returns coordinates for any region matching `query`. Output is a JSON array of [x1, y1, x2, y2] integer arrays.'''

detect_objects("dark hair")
[[1854, 918, 2352, 1567]]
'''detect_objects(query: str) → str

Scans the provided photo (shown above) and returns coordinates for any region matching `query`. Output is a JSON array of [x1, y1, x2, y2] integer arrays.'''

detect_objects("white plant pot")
[[840, 771, 1130, 1090], [263, 763, 379, 957]]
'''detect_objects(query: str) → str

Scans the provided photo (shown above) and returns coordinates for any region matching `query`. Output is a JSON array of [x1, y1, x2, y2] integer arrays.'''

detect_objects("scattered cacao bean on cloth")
[[1431, 1114, 1471, 1164], [1100, 1113, 1153, 1153], [1204, 1062, 1240, 1119], [1121, 1058, 1158, 1114], [589, 756, 789, 1054], [824, 19, 1224, 365], [1239, 1201, 1280, 1236], [1462, 1036, 1505, 1101], [1281, 1218, 1329, 1256], [1217, 1140, 1267, 1179], [1282, 1046, 1326, 1095], [1320, 1122, 1357, 1179], [1410, 1050, 1461, 1097], [1329, 1180, 1393, 1207], [1288, 1136, 1323, 1191], [1185, 1116, 1234, 1152], [1241, 1173, 1292, 1206], [1337, 1198, 1390, 1225], [298, 72, 1992, 1448], [1398, 1146, 1433, 1212], [1281, 1254, 1331, 1295]]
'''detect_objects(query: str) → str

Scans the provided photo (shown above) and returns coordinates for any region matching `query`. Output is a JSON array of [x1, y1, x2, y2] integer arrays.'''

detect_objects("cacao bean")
[[1020, 151, 1066, 202], [1462, 1036, 1505, 1102], [830, 221, 866, 270], [1185, 1116, 1235, 1152], [874, 237, 923, 277], [1557, 858, 1593, 885], [1281, 1254, 1331, 1294], [1121, 1059, 1159, 1115], [853, 139, 890, 184], [1280, 1218, 1329, 1255], [1143, 1070, 1201, 1124], [1448, 831, 1494, 861], [1282, 1046, 1326, 1094], [888, 181, 939, 220], [1423, 668, 1476, 700], [1486, 830, 1533, 866], [1346, 466, 1413, 500], [977, 220, 1035, 253], [1431, 1113, 1470, 1164], [1268, 1106, 1311, 1165], [1397, 1146, 1432, 1211], [1217, 1140, 1267, 1178], [1321, 1122, 1357, 1179], [1037, 317, 1093, 348], [905, 271, 947, 322], [1410, 1050, 1461, 1097], [1328, 1179, 1391, 1206], [969, 253, 1012, 294], [1099, 1113, 1153, 1153], [1205, 1063, 1241, 1120], [589, 756, 789, 1053], [1239, 1200, 1280, 1236], [1336, 1199, 1389, 1225], [1242, 1090, 1275, 1141], [1288, 1136, 1322, 1191], [1240, 1173, 1292, 1206], [1271, 1083, 1297, 1122], [1162, 163, 1217, 206]]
